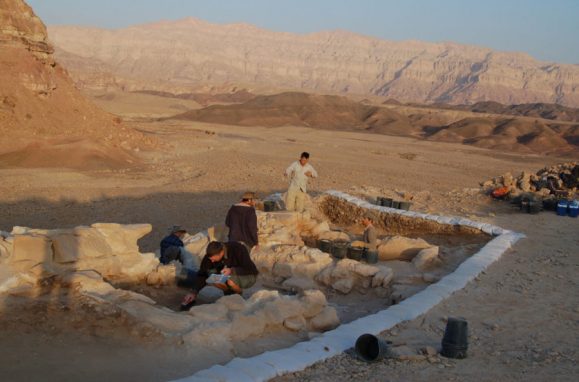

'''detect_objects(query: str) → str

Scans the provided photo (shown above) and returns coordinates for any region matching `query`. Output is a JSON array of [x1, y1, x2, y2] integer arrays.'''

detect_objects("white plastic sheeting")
[[173, 191, 524, 382]]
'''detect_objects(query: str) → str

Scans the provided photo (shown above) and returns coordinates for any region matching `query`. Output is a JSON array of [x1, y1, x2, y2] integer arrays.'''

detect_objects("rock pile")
[[481, 162, 578, 199]]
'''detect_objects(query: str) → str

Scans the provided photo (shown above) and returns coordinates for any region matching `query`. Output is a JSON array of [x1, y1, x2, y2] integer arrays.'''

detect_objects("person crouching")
[[180, 241, 258, 310]]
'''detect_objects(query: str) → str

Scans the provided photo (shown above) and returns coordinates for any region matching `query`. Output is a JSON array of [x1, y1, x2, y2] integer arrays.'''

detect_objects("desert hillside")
[[170, 92, 578, 156], [0, 0, 154, 169], [47, 18, 579, 107]]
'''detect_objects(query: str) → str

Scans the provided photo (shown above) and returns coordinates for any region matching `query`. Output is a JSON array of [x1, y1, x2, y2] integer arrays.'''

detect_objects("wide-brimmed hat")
[[170, 225, 187, 234]]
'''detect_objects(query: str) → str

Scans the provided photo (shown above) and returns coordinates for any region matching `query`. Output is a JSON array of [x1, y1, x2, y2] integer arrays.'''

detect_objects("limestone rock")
[[284, 316, 307, 332], [230, 311, 267, 341], [353, 262, 380, 277], [189, 301, 229, 321], [378, 236, 431, 261], [309, 306, 340, 332], [412, 246, 442, 271], [9, 234, 52, 272], [332, 277, 355, 294], [216, 294, 247, 311], [311, 221, 330, 236], [51, 229, 113, 263], [300, 290, 328, 318], [372, 266, 394, 288]]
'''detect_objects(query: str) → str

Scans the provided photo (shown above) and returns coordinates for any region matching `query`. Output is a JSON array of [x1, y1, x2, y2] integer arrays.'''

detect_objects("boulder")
[[378, 236, 431, 261], [189, 302, 229, 321], [284, 316, 307, 332], [309, 306, 340, 331], [216, 294, 247, 311], [412, 246, 442, 271], [230, 311, 267, 341], [207, 224, 229, 242], [0, 236, 12, 259], [372, 267, 394, 288], [353, 262, 380, 277], [332, 277, 355, 294], [9, 234, 53, 272], [261, 297, 305, 322], [300, 290, 327, 318], [52, 229, 113, 263], [91, 223, 151, 255]]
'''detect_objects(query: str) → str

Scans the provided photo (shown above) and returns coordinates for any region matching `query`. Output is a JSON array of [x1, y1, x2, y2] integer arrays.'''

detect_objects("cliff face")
[[0, 0, 152, 163], [48, 18, 579, 107]]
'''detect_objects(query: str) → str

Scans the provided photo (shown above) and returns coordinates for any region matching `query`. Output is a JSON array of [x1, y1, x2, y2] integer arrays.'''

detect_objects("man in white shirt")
[[284, 152, 318, 212]]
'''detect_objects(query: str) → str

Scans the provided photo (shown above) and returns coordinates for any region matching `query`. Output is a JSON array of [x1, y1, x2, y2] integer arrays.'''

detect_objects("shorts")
[[230, 274, 257, 289]]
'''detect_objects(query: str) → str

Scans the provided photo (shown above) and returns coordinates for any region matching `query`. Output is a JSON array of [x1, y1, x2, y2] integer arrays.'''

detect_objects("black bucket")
[[263, 200, 276, 212], [528, 201, 541, 214], [441, 317, 468, 359], [380, 197, 393, 207], [347, 245, 364, 261], [355, 334, 391, 362], [318, 239, 333, 254], [391, 200, 400, 209], [332, 241, 349, 259], [365, 250, 378, 264], [398, 201, 412, 211]]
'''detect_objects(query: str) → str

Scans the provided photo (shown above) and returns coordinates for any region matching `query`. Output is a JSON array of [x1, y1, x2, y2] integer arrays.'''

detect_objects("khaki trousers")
[[286, 186, 306, 212]]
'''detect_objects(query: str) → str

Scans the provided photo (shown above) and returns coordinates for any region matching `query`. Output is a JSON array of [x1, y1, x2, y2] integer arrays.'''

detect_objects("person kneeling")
[[180, 241, 258, 311]]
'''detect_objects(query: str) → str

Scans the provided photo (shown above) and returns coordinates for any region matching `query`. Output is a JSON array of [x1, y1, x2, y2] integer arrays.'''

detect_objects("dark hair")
[[206, 241, 224, 257], [300, 152, 310, 159]]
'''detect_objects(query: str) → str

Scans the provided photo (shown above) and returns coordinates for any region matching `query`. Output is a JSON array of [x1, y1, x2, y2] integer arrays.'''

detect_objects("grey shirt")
[[363, 225, 378, 251]]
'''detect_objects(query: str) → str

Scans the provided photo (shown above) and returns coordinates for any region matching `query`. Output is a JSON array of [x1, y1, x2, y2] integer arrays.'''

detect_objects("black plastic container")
[[332, 241, 349, 259], [318, 239, 333, 254], [263, 200, 276, 212], [398, 201, 412, 211], [391, 200, 400, 209], [528, 201, 541, 214], [355, 334, 392, 362], [441, 317, 468, 359], [380, 197, 393, 207], [347, 245, 364, 261]]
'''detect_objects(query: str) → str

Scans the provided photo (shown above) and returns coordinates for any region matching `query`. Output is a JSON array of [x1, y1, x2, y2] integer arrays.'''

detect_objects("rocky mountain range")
[[47, 17, 579, 107]]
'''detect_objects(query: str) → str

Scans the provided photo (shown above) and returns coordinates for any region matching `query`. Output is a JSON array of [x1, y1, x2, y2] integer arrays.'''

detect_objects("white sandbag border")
[[174, 190, 525, 382]]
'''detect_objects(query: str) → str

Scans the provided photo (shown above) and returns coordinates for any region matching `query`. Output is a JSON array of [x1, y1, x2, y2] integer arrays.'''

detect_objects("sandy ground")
[[0, 119, 577, 381]]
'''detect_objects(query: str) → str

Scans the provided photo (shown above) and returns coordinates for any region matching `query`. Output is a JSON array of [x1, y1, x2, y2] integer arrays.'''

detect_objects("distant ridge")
[[169, 92, 578, 157], [47, 17, 579, 107]]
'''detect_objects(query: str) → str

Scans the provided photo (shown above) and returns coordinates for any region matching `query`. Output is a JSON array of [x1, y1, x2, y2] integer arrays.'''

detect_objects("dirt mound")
[[170, 91, 416, 134], [425, 117, 577, 156], [0, 0, 155, 167], [0, 138, 140, 170], [135, 89, 255, 107]]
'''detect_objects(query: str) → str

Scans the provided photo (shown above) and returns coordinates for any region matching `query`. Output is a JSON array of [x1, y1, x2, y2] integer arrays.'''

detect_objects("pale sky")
[[27, 0, 579, 64]]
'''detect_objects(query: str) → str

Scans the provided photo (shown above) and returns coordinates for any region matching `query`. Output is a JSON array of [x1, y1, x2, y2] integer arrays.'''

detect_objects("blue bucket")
[[557, 200, 568, 216], [569, 201, 579, 218]]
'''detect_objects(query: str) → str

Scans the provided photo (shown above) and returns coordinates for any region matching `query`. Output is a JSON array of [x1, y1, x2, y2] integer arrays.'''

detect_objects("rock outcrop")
[[0, 0, 154, 167], [48, 18, 579, 107]]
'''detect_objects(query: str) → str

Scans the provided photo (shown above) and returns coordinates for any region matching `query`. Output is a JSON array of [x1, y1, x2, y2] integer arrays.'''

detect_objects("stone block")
[[332, 277, 355, 294], [52, 229, 113, 263], [300, 290, 327, 318], [230, 311, 267, 341], [412, 246, 441, 271], [284, 316, 307, 332], [309, 306, 340, 332], [378, 236, 431, 261], [189, 301, 229, 321], [216, 294, 247, 311], [9, 235, 53, 272]]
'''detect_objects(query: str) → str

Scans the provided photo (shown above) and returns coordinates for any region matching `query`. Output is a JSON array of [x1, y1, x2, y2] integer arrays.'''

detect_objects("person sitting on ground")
[[160, 225, 187, 264], [160, 225, 196, 271], [180, 241, 258, 310], [361, 215, 378, 251], [284, 152, 318, 212], [225, 191, 259, 251]]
